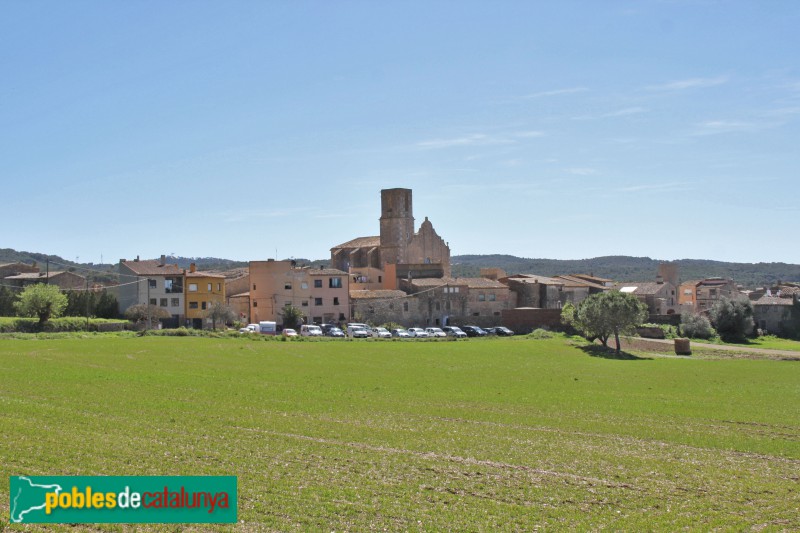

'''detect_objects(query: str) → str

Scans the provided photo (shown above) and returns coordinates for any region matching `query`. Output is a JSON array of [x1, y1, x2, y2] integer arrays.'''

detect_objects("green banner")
[[9, 476, 237, 524]]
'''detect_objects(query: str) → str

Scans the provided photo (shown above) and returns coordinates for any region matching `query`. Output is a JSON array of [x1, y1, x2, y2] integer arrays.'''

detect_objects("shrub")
[[680, 313, 715, 339], [709, 297, 754, 342], [528, 328, 554, 339]]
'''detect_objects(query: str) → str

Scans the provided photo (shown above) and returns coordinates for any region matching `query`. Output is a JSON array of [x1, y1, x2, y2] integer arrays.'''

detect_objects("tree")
[[94, 290, 119, 319], [15, 284, 68, 327], [560, 301, 576, 328], [206, 301, 235, 330], [280, 305, 305, 330], [0, 286, 18, 316], [680, 312, 716, 339], [575, 291, 649, 354], [709, 297, 754, 342], [124, 304, 170, 329]]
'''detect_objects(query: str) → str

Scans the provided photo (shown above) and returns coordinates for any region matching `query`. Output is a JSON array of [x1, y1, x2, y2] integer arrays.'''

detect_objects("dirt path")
[[619, 336, 800, 358]]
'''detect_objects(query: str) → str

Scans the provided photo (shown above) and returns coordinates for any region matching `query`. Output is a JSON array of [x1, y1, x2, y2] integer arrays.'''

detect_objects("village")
[[2, 188, 798, 337]]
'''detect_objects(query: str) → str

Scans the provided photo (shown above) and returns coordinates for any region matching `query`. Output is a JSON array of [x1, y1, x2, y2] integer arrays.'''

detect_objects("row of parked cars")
[[241, 322, 514, 338]]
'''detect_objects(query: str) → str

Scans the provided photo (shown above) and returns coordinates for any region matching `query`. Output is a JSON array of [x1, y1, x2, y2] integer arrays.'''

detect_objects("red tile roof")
[[121, 259, 183, 276]]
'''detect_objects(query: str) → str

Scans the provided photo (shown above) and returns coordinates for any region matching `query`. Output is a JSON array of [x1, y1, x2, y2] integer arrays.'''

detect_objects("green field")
[[2, 336, 799, 530]]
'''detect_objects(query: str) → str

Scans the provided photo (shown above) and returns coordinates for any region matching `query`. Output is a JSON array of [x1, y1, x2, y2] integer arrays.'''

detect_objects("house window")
[[333, 297, 340, 305], [313, 316, 322, 324], [201, 302, 207, 310], [478, 294, 485, 302], [285, 302, 291, 307], [149, 279, 157, 288], [208, 283, 212, 292], [171, 298, 179, 307], [489, 294, 496, 302], [285, 283, 292, 290], [164, 277, 182, 293], [314, 298, 323, 306], [189, 284, 198, 292], [160, 298, 168, 307], [253, 301, 257, 307], [378, 276, 382, 283], [329, 277, 342, 288], [314, 279, 322, 288], [253, 284, 256, 290], [472, 312, 480, 316], [302, 300, 309, 307], [149, 298, 157, 306], [301, 282, 308, 289], [403, 302, 409, 312], [189, 302, 198, 309], [710, 289, 717, 296]]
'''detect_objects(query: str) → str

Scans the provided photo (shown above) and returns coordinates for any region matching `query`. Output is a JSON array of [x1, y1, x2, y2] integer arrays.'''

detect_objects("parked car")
[[461, 325, 488, 337], [282, 328, 298, 337], [407, 327, 429, 338], [300, 324, 323, 337], [320, 324, 338, 335], [442, 326, 467, 338], [391, 328, 411, 338], [371, 327, 392, 338], [488, 326, 514, 336], [326, 327, 345, 337], [347, 323, 370, 338], [425, 327, 446, 338]]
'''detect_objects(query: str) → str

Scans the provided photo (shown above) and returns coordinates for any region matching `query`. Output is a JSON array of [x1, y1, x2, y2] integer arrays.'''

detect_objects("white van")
[[258, 321, 277, 335], [300, 325, 323, 337]]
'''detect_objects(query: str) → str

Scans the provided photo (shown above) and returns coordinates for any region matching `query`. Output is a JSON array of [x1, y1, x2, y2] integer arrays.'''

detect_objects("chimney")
[[160, 255, 166, 266], [135, 256, 139, 262], [190, 262, 196, 273], [656, 275, 664, 284]]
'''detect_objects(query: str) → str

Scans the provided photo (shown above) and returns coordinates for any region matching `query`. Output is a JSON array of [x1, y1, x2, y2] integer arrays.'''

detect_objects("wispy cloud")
[[617, 182, 692, 193], [572, 107, 647, 120], [415, 134, 515, 150], [565, 167, 598, 176], [691, 120, 762, 136], [221, 208, 312, 223], [524, 87, 588, 99], [514, 130, 545, 138], [646, 76, 729, 91]]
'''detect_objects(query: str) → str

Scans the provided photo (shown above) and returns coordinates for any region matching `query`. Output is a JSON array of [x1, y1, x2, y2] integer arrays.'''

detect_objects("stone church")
[[330, 188, 451, 290]]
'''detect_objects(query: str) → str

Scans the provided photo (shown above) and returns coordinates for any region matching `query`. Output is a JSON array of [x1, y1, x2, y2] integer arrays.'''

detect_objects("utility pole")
[[85, 278, 90, 330], [146, 278, 151, 331]]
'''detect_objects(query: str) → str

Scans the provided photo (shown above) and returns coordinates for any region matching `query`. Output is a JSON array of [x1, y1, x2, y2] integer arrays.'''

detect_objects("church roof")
[[331, 236, 381, 250]]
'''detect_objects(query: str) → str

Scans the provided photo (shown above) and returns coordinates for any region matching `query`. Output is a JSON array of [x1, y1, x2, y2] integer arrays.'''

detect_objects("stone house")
[[552, 275, 609, 306], [680, 278, 739, 313], [249, 260, 349, 326], [117, 256, 186, 328], [350, 290, 410, 326], [4, 270, 86, 290], [499, 274, 564, 309], [616, 281, 678, 315], [0, 262, 39, 279], [399, 277, 515, 328]]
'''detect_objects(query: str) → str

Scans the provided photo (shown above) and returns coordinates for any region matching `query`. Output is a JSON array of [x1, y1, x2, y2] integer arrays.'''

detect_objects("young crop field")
[[1, 335, 798, 531]]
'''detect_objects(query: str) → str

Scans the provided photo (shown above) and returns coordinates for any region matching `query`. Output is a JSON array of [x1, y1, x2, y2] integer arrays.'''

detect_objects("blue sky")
[[2, 1, 798, 265]]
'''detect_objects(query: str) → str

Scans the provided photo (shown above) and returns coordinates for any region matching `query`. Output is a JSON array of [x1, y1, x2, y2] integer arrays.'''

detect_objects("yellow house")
[[184, 263, 227, 329]]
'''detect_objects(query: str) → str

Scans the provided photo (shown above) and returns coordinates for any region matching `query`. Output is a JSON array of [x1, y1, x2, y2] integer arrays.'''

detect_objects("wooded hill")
[[450, 255, 800, 288], [3, 248, 798, 289]]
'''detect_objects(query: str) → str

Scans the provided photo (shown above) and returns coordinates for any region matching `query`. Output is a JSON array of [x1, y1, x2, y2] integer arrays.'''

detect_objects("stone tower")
[[658, 262, 679, 286], [379, 188, 415, 268]]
